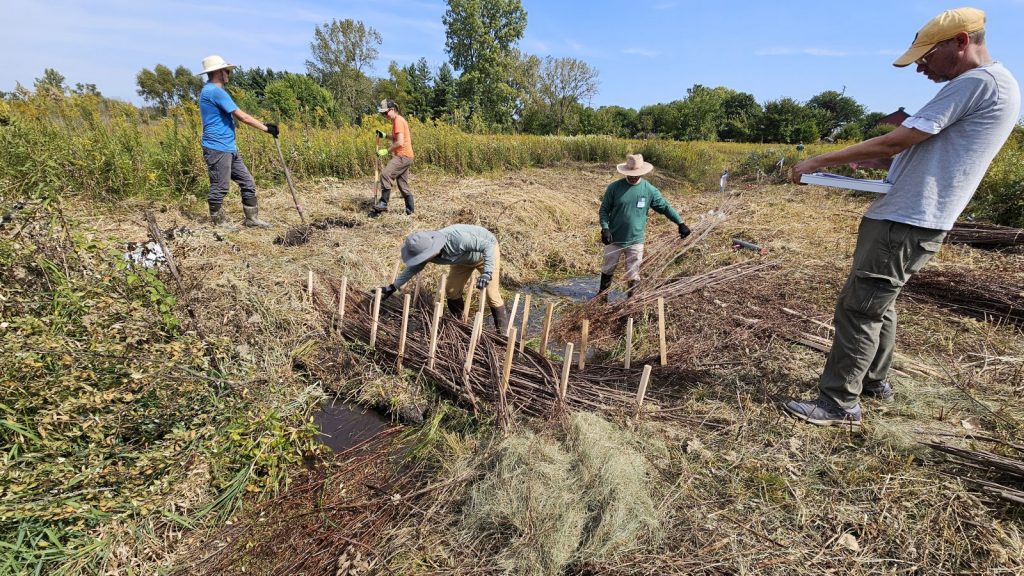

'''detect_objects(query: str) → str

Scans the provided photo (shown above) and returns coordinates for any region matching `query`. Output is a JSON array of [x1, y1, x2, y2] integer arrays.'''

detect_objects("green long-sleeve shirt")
[[599, 178, 682, 247], [394, 224, 498, 288]]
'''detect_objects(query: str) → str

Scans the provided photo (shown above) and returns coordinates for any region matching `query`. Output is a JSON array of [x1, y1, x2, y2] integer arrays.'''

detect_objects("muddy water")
[[313, 400, 390, 452], [516, 274, 622, 356]]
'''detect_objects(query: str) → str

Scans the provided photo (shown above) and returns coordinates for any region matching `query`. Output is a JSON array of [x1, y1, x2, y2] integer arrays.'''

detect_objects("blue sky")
[[3, 0, 1024, 116]]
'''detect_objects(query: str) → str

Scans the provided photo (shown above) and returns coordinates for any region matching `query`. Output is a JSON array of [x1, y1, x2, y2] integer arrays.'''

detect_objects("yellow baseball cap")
[[892, 7, 986, 68]]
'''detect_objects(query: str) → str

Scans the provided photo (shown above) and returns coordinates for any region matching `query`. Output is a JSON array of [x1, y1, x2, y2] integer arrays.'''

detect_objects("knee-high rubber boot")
[[242, 205, 271, 228], [446, 298, 465, 319], [490, 305, 508, 334], [374, 189, 391, 213], [597, 273, 613, 300], [403, 194, 415, 215]]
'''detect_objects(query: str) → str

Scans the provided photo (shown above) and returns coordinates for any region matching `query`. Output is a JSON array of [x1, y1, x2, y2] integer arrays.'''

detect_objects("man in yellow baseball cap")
[[786, 8, 1020, 427]]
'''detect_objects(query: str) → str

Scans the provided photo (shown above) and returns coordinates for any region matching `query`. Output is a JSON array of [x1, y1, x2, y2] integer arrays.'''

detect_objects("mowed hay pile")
[[459, 413, 662, 575]]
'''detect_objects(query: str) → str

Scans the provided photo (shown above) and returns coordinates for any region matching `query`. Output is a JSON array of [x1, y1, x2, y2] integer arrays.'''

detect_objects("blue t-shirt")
[[199, 83, 238, 152]]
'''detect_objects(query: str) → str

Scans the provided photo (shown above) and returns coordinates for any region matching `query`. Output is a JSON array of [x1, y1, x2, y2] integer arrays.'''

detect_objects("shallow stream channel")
[[313, 274, 620, 451]]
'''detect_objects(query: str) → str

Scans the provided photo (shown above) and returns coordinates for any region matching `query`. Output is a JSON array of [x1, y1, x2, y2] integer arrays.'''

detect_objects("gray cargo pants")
[[379, 155, 414, 213], [819, 217, 946, 409], [203, 147, 258, 208]]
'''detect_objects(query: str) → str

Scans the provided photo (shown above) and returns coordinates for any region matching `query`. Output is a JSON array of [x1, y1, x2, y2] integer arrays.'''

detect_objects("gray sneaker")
[[862, 381, 894, 401], [783, 396, 862, 428]]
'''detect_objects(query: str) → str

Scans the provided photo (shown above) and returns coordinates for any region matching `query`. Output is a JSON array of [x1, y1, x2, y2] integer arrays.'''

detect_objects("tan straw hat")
[[198, 55, 237, 76], [616, 154, 654, 177], [892, 7, 985, 68]]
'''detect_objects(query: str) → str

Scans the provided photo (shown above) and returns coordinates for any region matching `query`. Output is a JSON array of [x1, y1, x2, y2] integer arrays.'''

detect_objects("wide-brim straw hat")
[[198, 55, 237, 76], [401, 231, 446, 266], [616, 154, 654, 177], [892, 7, 985, 67]]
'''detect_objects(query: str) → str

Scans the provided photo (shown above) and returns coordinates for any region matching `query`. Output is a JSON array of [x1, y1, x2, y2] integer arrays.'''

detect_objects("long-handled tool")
[[372, 129, 384, 207], [272, 134, 306, 225]]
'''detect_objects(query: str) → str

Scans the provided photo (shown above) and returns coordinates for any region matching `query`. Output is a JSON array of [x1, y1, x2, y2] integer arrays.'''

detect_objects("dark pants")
[[819, 217, 946, 409], [379, 155, 414, 213], [203, 147, 257, 208]]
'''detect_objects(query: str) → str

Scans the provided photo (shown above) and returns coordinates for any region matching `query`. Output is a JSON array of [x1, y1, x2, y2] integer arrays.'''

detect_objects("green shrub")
[[968, 124, 1024, 227]]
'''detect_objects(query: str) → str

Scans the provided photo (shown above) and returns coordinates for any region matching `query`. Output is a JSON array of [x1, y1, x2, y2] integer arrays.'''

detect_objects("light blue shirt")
[[199, 82, 238, 152]]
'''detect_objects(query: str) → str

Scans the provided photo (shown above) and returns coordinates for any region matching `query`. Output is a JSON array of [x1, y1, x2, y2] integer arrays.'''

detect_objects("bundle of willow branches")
[[902, 268, 1024, 327], [946, 222, 1024, 250], [925, 438, 1024, 505]]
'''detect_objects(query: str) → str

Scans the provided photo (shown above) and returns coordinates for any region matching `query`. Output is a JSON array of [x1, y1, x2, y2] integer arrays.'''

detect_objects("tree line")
[[6, 0, 896, 143]]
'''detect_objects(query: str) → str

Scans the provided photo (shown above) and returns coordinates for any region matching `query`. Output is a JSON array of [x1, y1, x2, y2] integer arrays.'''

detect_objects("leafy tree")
[[136, 64, 201, 113], [595, 105, 640, 138], [443, 0, 528, 128], [807, 90, 866, 139], [34, 68, 67, 96], [404, 58, 434, 121], [229, 67, 286, 100], [307, 18, 382, 122], [719, 91, 761, 141], [431, 63, 458, 122], [263, 80, 300, 120], [531, 56, 599, 134], [758, 98, 819, 143], [71, 83, 102, 97]]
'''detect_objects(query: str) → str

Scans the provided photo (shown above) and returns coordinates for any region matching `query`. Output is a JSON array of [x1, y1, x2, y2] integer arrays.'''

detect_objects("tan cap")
[[893, 7, 985, 68]]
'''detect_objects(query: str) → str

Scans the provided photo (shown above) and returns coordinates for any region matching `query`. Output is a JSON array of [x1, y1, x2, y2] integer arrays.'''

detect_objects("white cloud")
[[654, 2, 677, 9], [623, 47, 659, 58], [755, 47, 849, 57]]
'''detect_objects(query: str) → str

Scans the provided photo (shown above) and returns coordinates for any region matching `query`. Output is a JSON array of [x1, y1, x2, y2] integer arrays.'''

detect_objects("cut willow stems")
[[658, 297, 667, 366], [624, 317, 634, 369], [369, 288, 382, 348], [396, 294, 411, 369], [506, 293, 521, 338], [427, 301, 443, 370], [539, 302, 555, 355], [578, 319, 589, 370], [636, 364, 652, 417], [559, 342, 574, 403], [519, 294, 532, 353]]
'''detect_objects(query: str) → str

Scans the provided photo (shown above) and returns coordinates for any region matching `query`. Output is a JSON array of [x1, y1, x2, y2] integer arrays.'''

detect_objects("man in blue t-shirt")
[[198, 55, 278, 228]]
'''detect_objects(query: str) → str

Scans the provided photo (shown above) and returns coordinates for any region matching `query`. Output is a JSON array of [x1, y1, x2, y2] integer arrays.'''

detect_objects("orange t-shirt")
[[392, 115, 414, 158]]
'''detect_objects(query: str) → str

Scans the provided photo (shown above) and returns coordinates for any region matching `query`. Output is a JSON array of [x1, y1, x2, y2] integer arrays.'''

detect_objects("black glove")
[[265, 123, 279, 138], [380, 284, 397, 300], [678, 222, 691, 239], [375, 129, 385, 138], [475, 272, 492, 290], [601, 229, 613, 245]]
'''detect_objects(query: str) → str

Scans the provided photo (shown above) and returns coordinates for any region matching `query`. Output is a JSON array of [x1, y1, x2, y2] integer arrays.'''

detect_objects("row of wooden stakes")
[[306, 268, 668, 417]]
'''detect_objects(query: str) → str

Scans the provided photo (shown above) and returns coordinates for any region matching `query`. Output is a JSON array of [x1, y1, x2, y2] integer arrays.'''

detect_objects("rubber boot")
[[597, 273, 613, 301], [446, 298, 464, 319], [627, 280, 639, 298], [242, 205, 271, 228], [373, 189, 391, 215], [403, 194, 415, 216], [490, 305, 508, 334], [209, 205, 239, 231]]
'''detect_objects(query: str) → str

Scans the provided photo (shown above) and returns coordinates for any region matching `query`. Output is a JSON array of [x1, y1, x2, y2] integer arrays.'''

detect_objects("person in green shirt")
[[598, 154, 691, 298]]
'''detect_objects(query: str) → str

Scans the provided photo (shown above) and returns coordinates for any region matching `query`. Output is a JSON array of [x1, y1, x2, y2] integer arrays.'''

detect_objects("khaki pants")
[[601, 243, 644, 281], [446, 244, 504, 308], [379, 155, 413, 203], [819, 218, 945, 409]]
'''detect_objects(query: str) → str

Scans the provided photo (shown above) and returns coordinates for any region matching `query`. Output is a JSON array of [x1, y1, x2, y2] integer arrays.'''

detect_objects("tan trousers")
[[446, 245, 504, 308], [601, 243, 645, 281]]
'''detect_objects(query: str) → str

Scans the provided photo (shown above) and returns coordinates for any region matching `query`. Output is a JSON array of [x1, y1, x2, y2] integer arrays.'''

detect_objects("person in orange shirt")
[[372, 99, 416, 216]]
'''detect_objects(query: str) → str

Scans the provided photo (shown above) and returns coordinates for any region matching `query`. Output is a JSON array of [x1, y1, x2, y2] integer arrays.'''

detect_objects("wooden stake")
[[369, 288, 382, 348], [307, 270, 314, 301], [438, 272, 448, 304], [559, 342, 574, 402], [412, 275, 421, 307], [501, 328, 518, 393], [658, 297, 667, 366], [578, 319, 589, 370], [477, 285, 487, 319], [391, 261, 401, 284], [396, 294, 411, 368], [518, 294, 532, 353], [462, 279, 472, 322], [636, 364, 652, 415], [624, 317, 634, 369], [539, 302, 554, 356], [336, 276, 348, 333], [464, 311, 484, 373], [506, 293, 521, 337], [427, 301, 443, 370]]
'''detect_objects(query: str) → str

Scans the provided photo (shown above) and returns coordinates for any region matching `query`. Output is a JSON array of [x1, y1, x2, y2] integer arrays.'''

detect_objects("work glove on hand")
[[678, 222, 691, 240], [265, 123, 279, 138], [380, 284, 397, 300], [375, 129, 386, 138], [475, 272, 492, 290], [600, 228, 613, 245], [377, 148, 389, 157]]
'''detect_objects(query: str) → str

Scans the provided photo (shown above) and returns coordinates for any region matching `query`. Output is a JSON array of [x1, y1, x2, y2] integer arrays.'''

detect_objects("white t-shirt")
[[865, 62, 1020, 230]]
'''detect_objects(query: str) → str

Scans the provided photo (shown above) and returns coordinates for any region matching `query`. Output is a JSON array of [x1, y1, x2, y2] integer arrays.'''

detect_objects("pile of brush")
[[902, 267, 1024, 328], [946, 222, 1024, 251], [925, 437, 1024, 505]]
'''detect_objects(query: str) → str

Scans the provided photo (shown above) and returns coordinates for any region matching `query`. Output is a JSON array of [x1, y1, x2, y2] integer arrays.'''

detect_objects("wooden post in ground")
[[658, 297, 667, 366], [427, 301, 443, 370], [307, 270, 314, 302], [636, 364, 652, 417], [438, 273, 448, 312], [539, 302, 554, 356], [499, 327, 518, 432], [336, 276, 347, 333], [412, 275, 421, 307], [464, 310, 484, 374], [506, 293, 521, 338], [369, 288, 382, 348], [578, 320, 589, 370], [462, 279, 472, 322], [396, 294, 411, 369], [391, 261, 401, 284], [624, 317, 634, 369], [559, 342, 574, 405], [518, 294, 532, 352]]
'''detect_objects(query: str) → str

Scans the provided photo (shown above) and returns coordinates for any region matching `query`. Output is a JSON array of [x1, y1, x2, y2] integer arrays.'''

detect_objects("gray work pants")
[[203, 147, 257, 208], [379, 155, 414, 212], [819, 217, 946, 409]]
